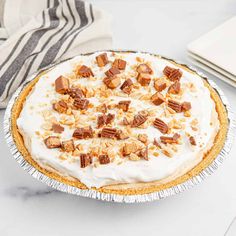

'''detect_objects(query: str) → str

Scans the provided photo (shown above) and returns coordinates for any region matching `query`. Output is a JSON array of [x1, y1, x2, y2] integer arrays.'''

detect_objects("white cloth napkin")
[[0, 0, 112, 108], [187, 16, 236, 88]]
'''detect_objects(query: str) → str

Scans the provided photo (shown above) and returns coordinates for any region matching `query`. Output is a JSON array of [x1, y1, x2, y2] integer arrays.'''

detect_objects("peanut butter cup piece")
[[151, 92, 165, 106], [96, 53, 109, 67], [53, 101, 68, 113], [154, 79, 167, 92], [73, 98, 89, 110], [122, 142, 139, 156], [68, 87, 84, 98], [80, 153, 92, 168], [138, 134, 148, 144], [137, 146, 148, 160], [153, 118, 169, 134], [103, 76, 121, 89], [52, 123, 64, 133], [73, 126, 93, 139], [100, 128, 117, 139], [160, 133, 180, 144], [163, 66, 182, 81], [131, 114, 147, 127], [113, 59, 127, 70], [137, 73, 151, 86], [137, 63, 153, 74], [97, 113, 115, 128], [61, 139, 75, 152], [55, 76, 69, 94], [98, 154, 110, 165], [44, 136, 61, 149], [105, 67, 120, 78], [153, 138, 161, 148], [189, 136, 196, 145], [181, 102, 191, 112], [168, 81, 181, 94], [120, 79, 133, 94], [77, 65, 94, 77], [118, 100, 131, 112], [115, 130, 129, 140], [167, 99, 182, 113]]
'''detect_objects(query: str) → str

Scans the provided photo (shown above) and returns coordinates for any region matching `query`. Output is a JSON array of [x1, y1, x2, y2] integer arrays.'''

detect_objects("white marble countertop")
[[1, 0, 236, 235]]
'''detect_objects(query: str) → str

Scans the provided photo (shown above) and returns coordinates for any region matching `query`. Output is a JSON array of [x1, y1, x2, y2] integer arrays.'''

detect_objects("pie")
[[11, 51, 228, 195]]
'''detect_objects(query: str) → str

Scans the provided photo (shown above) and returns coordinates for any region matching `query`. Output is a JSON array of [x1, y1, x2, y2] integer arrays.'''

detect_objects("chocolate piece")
[[100, 128, 117, 139], [168, 99, 182, 113], [97, 113, 115, 128], [113, 59, 126, 70], [105, 67, 120, 78], [120, 79, 133, 94], [138, 146, 148, 160], [44, 136, 61, 149], [52, 123, 64, 133], [151, 92, 165, 106], [153, 118, 169, 134], [137, 64, 153, 74], [96, 53, 108, 67], [55, 76, 69, 94], [115, 130, 129, 140], [53, 101, 68, 113], [189, 136, 196, 146], [68, 87, 84, 98], [154, 80, 167, 92], [80, 153, 92, 168], [181, 102, 191, 112], [153, 138, 161, 148], [160, 133, 180, 144], [77, 65, 94, 77], [137, 73, 151, 86], [73, 98, 89, 110], [163, 66, 182, 81], [118, 100, 131, 112], [73, 126, 93, 139], [122, 117, 130, 125], [131, 114, 147, 127], [103, 76, 121, 89], [168, 81, 181, 94], [61, 139, 75, 152], [98, 154, 110, 165]]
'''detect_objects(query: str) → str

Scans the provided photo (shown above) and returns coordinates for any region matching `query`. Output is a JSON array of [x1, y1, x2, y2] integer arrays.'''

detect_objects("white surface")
[[0, 0, 236, 235]]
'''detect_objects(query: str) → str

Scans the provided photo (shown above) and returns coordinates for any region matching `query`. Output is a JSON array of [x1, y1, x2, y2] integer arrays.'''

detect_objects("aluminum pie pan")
[[3, 50, 236, 203]]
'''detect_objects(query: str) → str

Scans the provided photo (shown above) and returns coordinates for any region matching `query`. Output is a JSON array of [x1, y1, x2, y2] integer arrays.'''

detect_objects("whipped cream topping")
[[17, 51, 220, 188]]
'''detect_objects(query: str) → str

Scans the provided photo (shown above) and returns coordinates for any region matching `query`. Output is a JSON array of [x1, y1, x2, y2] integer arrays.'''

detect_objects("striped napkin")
[[0, 0, 112, 108]]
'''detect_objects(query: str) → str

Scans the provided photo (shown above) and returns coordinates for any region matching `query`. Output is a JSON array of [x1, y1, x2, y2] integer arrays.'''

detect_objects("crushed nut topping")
[[112, 59, 126, 70], [77, 65, 94, 77], [96, 53, 109, 67], [80, 153, 92, 168], [52, 123, 64, 133], [120, 79, 133, 94], [131, 114, 147, 127], [53, 101, 68, 113], [98, 154, 110, 164], [137, 63, 153, 74], [160, 133, 180, 144], [151, 92, 165, 106], [153, 118, 169, 134], [61, 139, 75, 152], [73, 126, 93, 139], [118, 100, 131, 112], [55, 76, 69, 94], [105, 67, 120, 78], [44, 136, 61, 148]]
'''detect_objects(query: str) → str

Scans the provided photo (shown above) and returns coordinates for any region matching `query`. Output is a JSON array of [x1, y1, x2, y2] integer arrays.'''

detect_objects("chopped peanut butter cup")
[[189, 136, 196, 145], [120, 79, 133, 94], [100, 128, 117, 139], [105, 67, 120, 78], [61, 139, 75, 152], [68, 87, 84, 98], [151, 92, 165, 106], [77, 65, 94, 77], [97, 113, 115, 128], [52, 123, 64, 133], [103, 76, 121, 89], [113, 59, 126, 70], [44, 136, 61, 149], [137, 73, 151, 86], [131, 114, 147, 127], [55, 76, 69, 94], [153, 118, 169, 134], [163, 66, 182, 81], [167, 99, 182, 113], [96, 53, 109, 67], [137, 63, 153, 74], [118, 100, 131, 112], [168, 81, 181, 94], [99, 154, 110, 165], [154, 79, 167, 92], [80, 153, 92, 168], [181, 102, 191, 112], [160, 133, 180, 144], [53, 101, 68, 113]]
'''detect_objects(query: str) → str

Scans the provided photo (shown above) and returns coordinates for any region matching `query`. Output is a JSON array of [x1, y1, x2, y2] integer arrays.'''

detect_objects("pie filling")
[[17, 51, 220, 188]]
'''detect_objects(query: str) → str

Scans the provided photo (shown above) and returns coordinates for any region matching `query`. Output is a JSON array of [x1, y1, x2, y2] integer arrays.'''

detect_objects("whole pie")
[[11, 51, 228, 195]]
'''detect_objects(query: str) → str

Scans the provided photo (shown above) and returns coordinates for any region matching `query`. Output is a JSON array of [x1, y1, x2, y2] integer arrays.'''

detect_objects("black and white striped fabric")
[[0, 0, 112, 108]]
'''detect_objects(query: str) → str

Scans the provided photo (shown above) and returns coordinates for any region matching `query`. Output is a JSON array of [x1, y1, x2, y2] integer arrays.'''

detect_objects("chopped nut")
[[77, 65, 94, 77], [73, 98, 89, 110], [129, 153, 141, 161], [167, 99, 182, 113], [137, 64, 153, 74], [113, 59, 126, 70], [53, 101, 68, 113], [123, 142, 139, 156], [131, 114, 147, 127], [138, 134, 148, 144], [61, 139, 75, 152], [44, 136, 61, 148], [103, 76, 121, 89], [181, 102, 191, 112], [98, 154, 110, 164], [105, 67, 120, 78], [151, 92, 165, 106], [120, 79, 133, 94], [52, 123, 64, 133], [100, 127, 117, 139], [154, 79, 167, 92], [80, 153, 92, 168], [163, 66, 182, 81], [189, 136, 196, 145], [118, 100, 131, 112], [73, 126, 93, 139], [137, 73, 151, 86], [55, 76, 69, 94], [168, 81, 181, 94], [160, 133, 180, 144], [96, 53, 109, 67], [153, 118, 169, 134]]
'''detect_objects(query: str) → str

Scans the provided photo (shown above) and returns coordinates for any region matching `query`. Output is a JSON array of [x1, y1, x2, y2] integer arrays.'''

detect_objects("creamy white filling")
[[17, 51, 220, 188]]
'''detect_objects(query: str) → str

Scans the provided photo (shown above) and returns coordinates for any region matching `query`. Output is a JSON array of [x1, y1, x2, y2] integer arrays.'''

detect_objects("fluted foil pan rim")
[[3, 50, 236, 203]]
